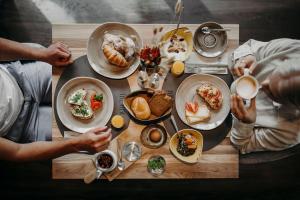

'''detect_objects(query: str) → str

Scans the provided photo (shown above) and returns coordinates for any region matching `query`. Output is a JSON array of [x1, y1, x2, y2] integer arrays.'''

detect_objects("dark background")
[[0, 0, 300, 199]]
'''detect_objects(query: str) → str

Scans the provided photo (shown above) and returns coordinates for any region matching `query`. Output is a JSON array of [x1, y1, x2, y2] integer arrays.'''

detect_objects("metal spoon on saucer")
[[201, 26, 231, 34]]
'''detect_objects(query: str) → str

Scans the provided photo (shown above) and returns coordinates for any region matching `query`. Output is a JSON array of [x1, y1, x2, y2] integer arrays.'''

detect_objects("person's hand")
[[40, 42, 73, 67], [71, 126, 112, 153], [231, 94, 256, 124], [232, 55, 257, 77]]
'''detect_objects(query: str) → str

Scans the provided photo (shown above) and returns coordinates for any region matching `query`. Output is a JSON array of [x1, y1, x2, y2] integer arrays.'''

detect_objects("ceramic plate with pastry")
[[87, 22, 143, 79], [123, 90, 173, 124], [56, 77, 114, 133], [175, 74, 230, 130]]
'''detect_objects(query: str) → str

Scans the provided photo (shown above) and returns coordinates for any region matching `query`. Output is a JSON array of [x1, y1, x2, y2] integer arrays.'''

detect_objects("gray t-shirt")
[[0, 65, 24, 137]]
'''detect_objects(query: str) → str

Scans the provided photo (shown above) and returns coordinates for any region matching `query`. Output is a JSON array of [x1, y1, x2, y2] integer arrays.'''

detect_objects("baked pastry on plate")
[[102, 33, 136, 68]]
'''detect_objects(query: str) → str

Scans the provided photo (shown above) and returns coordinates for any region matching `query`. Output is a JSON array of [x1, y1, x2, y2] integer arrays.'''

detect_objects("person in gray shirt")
[[0, 38, 111, 161], [230, 38, 300, 154]]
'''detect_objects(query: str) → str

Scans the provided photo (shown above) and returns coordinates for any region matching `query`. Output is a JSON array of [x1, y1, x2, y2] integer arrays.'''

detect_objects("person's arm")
[[230, 94, 297, 154], [0, 127, 112, 161], [0, 38, 72, 66], [230, 39, 300, 76]]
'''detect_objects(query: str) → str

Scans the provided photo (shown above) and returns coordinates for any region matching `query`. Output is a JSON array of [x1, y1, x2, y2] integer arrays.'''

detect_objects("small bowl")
[[123, 90, 172, 125], [193, 22, 228, 58], [160, 27, 193, 61], [169, 129, 203, 164], [140, 124, 168, 149], [147, 155, 166, 176]]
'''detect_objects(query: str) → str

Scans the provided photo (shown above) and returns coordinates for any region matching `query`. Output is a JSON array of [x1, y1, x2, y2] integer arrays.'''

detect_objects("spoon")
[[201, 26, 231, 34], [117, 139, 125, 171], [170, 115, 179, 133]]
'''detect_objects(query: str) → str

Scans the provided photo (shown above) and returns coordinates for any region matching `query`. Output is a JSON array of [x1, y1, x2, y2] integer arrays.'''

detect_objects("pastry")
[[197, 83, 223, 110], [185, 102, 210, 125], [102, 33, 136, 68], [148, 91, 172, 117], [102, 44, 128, 67], [131, 97, 151, 120]]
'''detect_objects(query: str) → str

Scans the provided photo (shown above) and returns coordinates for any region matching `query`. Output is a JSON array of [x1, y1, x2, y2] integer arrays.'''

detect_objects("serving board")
[[52, 23, 239, 180]]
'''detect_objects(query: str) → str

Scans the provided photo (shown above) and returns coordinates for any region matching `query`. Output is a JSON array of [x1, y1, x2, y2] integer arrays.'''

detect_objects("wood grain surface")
[[52, 23, 239, 180]]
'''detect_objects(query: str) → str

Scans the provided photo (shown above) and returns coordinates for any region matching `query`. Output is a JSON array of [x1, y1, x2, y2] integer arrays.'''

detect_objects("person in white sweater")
[[230, 38, 300, 154]]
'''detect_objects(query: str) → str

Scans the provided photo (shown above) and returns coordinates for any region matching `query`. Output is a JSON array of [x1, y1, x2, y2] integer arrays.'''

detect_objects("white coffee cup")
[[84, 150, 117, 184], [235, 69, 260, 100]]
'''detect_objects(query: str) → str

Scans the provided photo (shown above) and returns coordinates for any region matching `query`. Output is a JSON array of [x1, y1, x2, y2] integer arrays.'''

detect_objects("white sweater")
[[229, 38, 300, 154]]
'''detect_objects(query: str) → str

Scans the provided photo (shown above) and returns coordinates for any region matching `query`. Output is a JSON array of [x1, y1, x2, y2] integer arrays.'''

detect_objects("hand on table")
[[40, 42, 73, 67], [231, 94, 256, 124], [232, 55, 257, 76], [72, 126, 112, 153]]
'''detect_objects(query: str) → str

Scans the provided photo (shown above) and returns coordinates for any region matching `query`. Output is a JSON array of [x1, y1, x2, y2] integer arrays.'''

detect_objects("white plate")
[[56, 77, 114, 133], [175, 74, 231, 130], [87, 22, 143, 79]]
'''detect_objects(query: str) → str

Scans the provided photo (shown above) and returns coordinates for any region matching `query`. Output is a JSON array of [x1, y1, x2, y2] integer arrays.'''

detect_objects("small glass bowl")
[[147, 155, 166, 177]]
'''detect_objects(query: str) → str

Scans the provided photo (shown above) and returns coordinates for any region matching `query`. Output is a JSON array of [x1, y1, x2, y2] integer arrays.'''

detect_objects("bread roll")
[[131, 97, 151, 120], [102, 44, 128, 68]]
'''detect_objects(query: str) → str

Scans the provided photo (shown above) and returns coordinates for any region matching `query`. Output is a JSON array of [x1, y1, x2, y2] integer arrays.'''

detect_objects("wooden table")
[[52, 24, 239, 180]]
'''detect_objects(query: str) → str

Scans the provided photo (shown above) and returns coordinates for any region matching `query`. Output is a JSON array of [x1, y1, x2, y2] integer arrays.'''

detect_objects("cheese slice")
[[185, 105, 210, 125]]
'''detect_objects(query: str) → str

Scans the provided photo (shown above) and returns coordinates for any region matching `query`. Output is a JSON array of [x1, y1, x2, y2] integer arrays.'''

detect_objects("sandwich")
[[185, 102, 210, 125]]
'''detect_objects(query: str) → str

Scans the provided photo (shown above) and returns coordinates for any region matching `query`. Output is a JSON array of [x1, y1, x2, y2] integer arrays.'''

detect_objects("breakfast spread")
[[177, 132, 197, 156], [197, 83, 223, 110], [67, 89, 103, 120], [102, 33, 136, 68]]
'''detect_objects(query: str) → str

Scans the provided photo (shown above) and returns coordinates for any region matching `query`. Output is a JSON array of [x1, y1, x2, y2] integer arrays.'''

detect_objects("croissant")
[[102, 44, 128, 68]]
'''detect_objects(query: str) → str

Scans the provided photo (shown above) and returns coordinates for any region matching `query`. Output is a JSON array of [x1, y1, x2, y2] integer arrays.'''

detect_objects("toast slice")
[[71, 100, 94, 120], [185, 104, 210, 125], [148, 91, 172, 117], [68, 89, 87, 106]]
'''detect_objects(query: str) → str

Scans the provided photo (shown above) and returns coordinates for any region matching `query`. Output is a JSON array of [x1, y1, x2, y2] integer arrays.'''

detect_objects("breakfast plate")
[[87, 22, 143, 79], [56, 77, 114, 133], [175, 74, 231, 130]]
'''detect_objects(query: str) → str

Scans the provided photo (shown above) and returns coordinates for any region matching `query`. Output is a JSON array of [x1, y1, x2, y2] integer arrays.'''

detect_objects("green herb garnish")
[[80, 107, 89, 116], [72, 93, 82, 103], [148, 157, 165, 170], [94, 94, 103, 101]]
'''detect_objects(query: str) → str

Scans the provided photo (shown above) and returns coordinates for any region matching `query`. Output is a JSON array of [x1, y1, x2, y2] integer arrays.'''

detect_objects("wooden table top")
[[52, 23, 239, 180]]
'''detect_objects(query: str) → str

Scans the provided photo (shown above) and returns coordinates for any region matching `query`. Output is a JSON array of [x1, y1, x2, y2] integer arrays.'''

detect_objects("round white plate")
[[175, 74, 231, 130], [56, 77, 114, 133], [87, 22, 143, 79]]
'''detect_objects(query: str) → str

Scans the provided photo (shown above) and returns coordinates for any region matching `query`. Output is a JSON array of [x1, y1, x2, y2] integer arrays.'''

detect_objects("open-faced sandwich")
[[124, 90, 172, 121], [67, 89, 104, 120], [197, 83, 223, 110], [185, 102, 210, 125], [102, 33, 136, 68]]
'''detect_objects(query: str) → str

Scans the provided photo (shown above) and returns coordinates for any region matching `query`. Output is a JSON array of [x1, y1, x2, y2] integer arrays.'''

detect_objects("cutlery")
[[170, 115, 179, 133], [201, 26, 231, 34], [185, 63, 228, 74]]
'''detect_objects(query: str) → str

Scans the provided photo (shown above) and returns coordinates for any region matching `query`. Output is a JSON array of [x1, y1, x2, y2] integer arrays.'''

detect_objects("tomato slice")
[[185, 102, 199, 113]]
